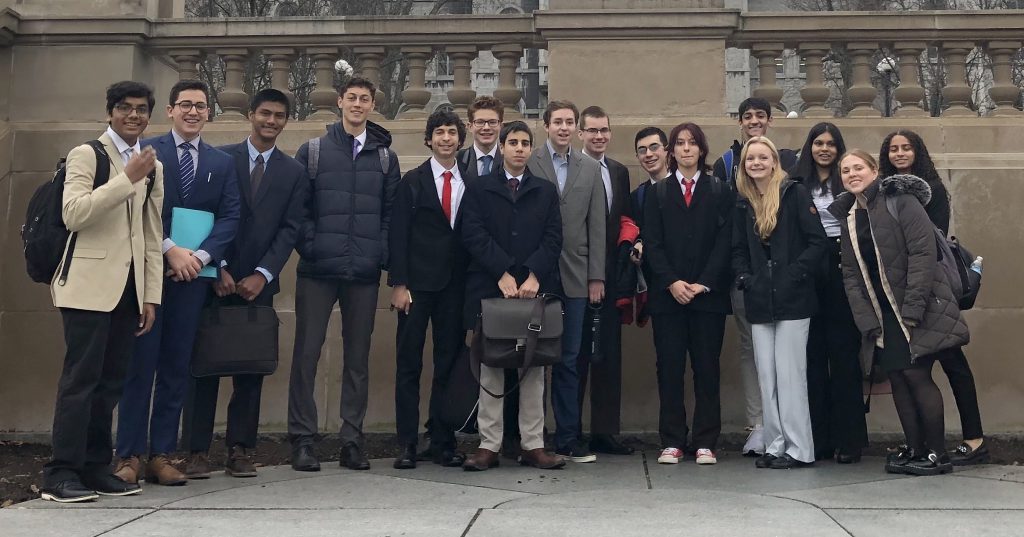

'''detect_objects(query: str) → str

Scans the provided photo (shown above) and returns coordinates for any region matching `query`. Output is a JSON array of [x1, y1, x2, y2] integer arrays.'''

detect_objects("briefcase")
[[191, 304, 280, 377]]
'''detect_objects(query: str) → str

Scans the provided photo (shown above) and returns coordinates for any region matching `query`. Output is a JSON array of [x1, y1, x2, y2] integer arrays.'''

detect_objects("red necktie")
[[442, 170, 453, 223], [683, 178, 694, 207]]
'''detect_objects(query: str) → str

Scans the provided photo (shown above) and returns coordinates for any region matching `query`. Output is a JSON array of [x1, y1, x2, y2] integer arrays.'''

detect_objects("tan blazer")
[[51, 133, 164, 313]]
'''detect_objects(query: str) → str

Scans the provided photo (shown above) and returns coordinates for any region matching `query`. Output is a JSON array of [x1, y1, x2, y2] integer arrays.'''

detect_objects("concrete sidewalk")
[[3, 453, 1024, 536]]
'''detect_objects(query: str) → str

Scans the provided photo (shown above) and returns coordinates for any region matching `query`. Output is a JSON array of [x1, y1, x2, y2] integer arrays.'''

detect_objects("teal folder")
[[170, 207, 218, 279]]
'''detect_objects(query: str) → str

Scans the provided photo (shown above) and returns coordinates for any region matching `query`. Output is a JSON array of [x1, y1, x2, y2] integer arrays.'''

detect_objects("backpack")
[[885, 196, 981, 310]]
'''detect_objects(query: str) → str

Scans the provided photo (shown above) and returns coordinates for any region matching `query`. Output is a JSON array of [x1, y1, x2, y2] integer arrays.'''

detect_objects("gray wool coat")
[[828, 174, 969, 364]]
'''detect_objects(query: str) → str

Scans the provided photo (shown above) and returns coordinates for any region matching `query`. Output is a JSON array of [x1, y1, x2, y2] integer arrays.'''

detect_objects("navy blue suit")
[[117, 132, 239, 458]]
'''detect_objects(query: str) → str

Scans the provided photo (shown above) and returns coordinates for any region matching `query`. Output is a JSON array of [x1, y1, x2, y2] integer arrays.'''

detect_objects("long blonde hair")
[[736, 136, 786, 240]]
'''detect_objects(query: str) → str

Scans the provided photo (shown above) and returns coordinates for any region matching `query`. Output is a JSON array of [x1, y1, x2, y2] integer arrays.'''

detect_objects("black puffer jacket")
[[295, 121, 401, 283], [732, 179, 827, 324], [828, 174, 969, 361]]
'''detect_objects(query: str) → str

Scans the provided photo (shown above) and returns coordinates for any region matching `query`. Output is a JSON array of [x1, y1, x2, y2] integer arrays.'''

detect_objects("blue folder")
[[170, 207, 218, 279]]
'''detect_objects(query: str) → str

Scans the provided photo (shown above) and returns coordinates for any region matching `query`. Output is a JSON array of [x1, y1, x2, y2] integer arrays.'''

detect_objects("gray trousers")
[[288, 276, 379, 446], [731, 287, 762, 427], [751, 319, 814, 463]]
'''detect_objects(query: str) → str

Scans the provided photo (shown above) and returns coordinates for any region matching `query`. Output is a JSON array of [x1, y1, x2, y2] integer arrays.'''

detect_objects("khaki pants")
[[477, 364, 545, 453]]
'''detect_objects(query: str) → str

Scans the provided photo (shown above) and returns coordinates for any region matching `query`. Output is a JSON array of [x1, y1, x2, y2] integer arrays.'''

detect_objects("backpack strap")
[[378, 146, 391, 175], [58, 140, 111, 286], [722, 150, 735, 184], [307, 136, 321, 180]]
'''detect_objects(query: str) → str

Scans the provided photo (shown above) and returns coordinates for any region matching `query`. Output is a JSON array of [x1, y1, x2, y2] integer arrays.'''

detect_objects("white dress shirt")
[[474, 144, 498, 176], [163, 130, 211, 266], [430, 157, 466, 228], [583, 149, 613, 212], [105, 126, 141, 165]]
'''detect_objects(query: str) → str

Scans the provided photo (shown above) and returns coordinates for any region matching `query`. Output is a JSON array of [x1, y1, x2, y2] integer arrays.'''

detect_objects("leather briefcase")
[[191, 304, 280, 377], [470, 295, 563, 398]]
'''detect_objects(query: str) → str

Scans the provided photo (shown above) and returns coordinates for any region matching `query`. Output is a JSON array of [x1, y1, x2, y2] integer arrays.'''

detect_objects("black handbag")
[[191, 304, 280, 377], [470, 295, 563, 398]]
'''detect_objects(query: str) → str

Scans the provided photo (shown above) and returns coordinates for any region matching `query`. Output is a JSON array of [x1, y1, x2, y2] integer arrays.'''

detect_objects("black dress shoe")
[[884, 445, 916, 474], [590, 434, 634, 455], [770, 454, 814, 469], [904, 451, 954, 476], [950, 441, 990, 466], [341, 442, 371, 470], [291, 444, 321, 472], [393, 445, 417, 470], [754, 453, 778, 469], [40, 479, 99, 503], [81, 473, 142, 496], [836, 449, 863, 464], [432, 450, 467, 468]]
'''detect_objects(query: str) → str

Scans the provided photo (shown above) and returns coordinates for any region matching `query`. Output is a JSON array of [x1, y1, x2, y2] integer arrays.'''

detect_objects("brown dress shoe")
[[225, 446, 258, 478], [462, 448, 500, 472], [146, 454, 187, 486], [520, 448, 566, 470], [185, 452, 211, 479], [113, 456, 142, 485]]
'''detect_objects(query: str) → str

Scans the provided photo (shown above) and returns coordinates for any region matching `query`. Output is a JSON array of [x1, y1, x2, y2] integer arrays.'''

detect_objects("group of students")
[[39, 78, 984, 504]]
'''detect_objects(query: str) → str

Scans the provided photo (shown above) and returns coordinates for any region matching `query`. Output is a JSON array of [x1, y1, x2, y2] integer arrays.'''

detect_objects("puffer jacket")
[[295, 121, 401, 283], [828, 174, 969, 362]]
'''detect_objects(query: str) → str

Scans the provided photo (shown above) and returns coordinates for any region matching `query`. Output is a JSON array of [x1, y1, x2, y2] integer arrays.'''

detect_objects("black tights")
[[888, 361, 945, 455]]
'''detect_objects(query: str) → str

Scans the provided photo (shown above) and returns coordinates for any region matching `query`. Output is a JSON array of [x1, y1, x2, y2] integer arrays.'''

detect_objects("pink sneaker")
[[695, 448, 717, 465], [658, 447, 683, 464]]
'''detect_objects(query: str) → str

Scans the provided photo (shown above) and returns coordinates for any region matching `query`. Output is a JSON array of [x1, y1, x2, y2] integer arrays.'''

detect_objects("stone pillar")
[[168, 49, 202, 81], [492, 43, 524, 120], [940, 42, 975, 117], [846, 43, 880, 118], [798, 43, 831, 118], [353, 46, 386, 120], [216, 49, 249, 121], [264, 47, 297, 110], [752, 43, 784, 111], [446, 45, 478, 117], [307, 47, 339, 121], [893, 42, 928, 118], [987, 41, 1023, 116], [398, 46, 433, 119]]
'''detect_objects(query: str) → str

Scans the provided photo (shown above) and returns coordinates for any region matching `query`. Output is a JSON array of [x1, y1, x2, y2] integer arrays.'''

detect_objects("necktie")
[[179, 141, 195, 200], [441, 170, 453, 223], [480, 154, 493, 176], [352, 138, 361, 159], [683, 178, 694, 207], [507, 176, 520, 195], [123, 147, 134, 165], [251, 154, 265, 204]]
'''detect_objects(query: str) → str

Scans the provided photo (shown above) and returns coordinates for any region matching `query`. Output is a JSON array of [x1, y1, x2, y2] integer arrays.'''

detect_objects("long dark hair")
[[790, 122, 846, 196], [667, 122, 711, 174], [878, 130, 946, 200]]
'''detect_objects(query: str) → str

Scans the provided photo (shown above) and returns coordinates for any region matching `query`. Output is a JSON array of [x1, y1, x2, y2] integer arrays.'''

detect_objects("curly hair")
[[878, 130, 948, 203]]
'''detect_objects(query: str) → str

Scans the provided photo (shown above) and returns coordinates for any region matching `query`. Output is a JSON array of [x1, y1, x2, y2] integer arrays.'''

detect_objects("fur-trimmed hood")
[[827, 173, 931, 220]]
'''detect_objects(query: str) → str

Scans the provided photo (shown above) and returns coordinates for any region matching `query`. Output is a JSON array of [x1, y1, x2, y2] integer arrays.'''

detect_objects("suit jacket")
[[52, 132, 165, 312], [602, 156, 631, 283], [457, 145, 502, 181], [527, 146, 606, 298], [217, 141, 308, 297], [389, 158, 473, 292], [144, 132, 240, 265], [460, 169, 563, 329], [642, 172, 735, 315]]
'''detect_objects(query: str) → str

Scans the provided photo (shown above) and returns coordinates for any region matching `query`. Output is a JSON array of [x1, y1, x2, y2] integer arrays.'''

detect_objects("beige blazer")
[[527, 146, 606, 298], [51, 133, 164, 313]]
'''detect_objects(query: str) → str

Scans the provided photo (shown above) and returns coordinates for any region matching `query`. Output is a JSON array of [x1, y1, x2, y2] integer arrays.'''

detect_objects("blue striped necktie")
[[179, 141, 196, 200]]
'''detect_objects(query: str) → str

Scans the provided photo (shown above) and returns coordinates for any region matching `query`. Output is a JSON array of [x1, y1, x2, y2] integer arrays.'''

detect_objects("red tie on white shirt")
[[442, 170, 453, 223], [682, 178, 694, 207]]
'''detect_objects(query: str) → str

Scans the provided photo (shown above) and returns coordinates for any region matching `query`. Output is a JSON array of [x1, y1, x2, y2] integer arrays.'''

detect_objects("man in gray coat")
[[527, 100, 606, 463]]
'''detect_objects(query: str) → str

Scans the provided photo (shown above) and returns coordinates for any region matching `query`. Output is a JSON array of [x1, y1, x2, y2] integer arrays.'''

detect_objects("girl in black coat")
[[879, 130, 987, 466], [733, 136, 826, 469], [790, 123, 868, 463]]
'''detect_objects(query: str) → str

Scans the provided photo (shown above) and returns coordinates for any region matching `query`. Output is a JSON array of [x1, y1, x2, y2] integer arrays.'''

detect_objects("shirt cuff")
[[193, 250, 212, 267], [162, 238, 176, 254], [256, 267, 274, 283], [220, 260, 228, 268]]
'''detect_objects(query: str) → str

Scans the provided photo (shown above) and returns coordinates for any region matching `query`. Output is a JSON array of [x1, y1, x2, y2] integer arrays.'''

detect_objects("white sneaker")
[[695, 448, 717, 465], [658, 447, 683, 464], [743, 426, 765, 456]]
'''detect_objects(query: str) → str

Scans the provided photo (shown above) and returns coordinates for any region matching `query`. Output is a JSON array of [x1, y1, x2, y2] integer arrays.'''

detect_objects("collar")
[[582, 149, 607, 167], [505, 169, 525, 182], [105, 126, 140, 157], [246, 137, 276, 164], [172, 129, 200, 149], [474, 144, 498, 159], [430, 157, 461, 180], [674, 169, 702, 183], [546, 140, 570, 162], [350, 128, 367, 149]]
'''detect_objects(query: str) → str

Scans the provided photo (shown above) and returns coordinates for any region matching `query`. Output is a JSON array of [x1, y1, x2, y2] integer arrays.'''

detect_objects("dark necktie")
[[441, 170, 453, 223], [480, 155, 493, 176], [507, 176, 520, 195], [251, 154, 265, 204], [683, 178, 694, 207], [179, 141, 195, 200]]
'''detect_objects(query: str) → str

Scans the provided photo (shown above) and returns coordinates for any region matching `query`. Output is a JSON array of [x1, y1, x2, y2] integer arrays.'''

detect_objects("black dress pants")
[[577, 296, 624, 436], [940, 347, 984, 440], [188, 293, 270, 453], [45, 272, 137, 486], [395, 282, 465, 451], [652, 309, 725, 450]]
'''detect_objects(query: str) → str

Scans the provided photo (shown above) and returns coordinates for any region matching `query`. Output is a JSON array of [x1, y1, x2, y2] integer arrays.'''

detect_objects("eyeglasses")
[[114, 103, 150, 116], [472, 119, 500, 128], [582, 128, 610, 135], [636, 143, 664, 156], [174, 101, 209, 113]]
